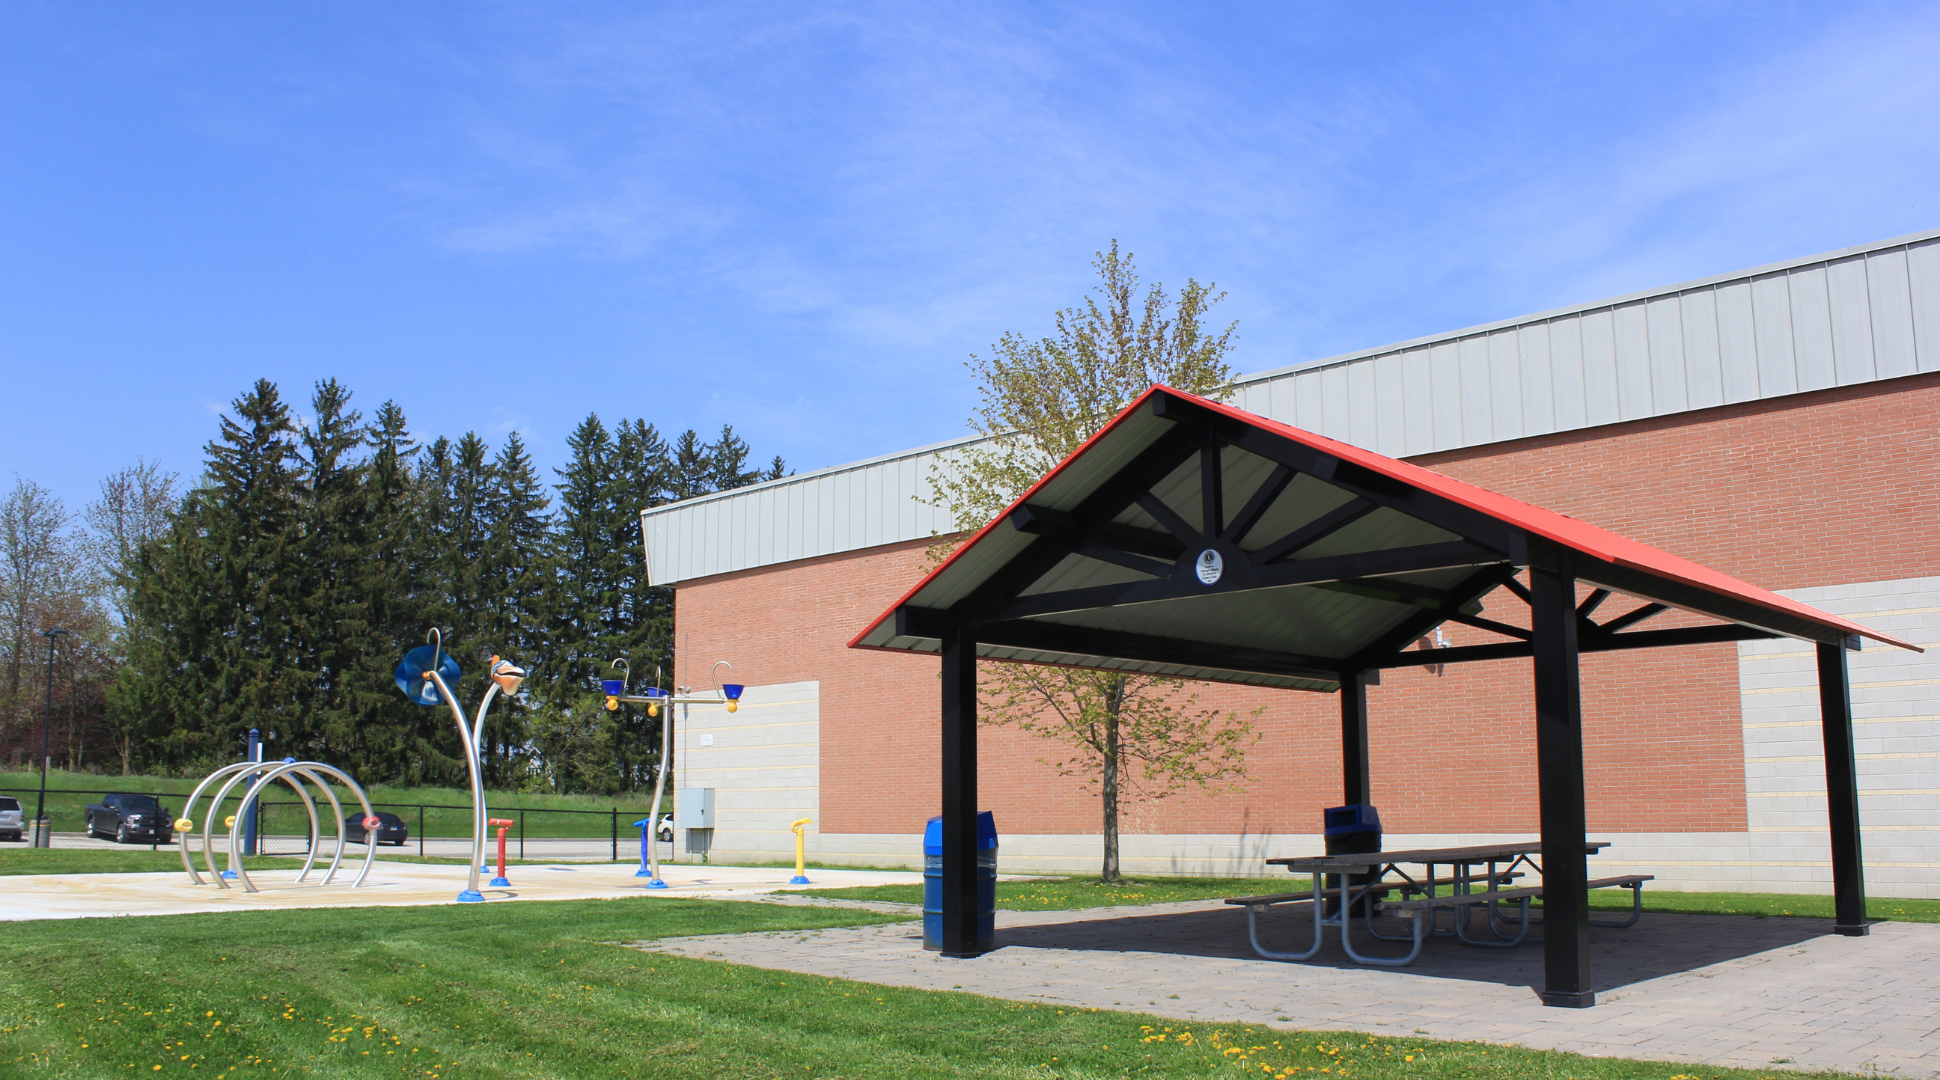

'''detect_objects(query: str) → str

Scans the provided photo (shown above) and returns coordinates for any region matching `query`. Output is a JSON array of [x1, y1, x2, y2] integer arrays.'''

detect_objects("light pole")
[[33, 627, 68, 848]]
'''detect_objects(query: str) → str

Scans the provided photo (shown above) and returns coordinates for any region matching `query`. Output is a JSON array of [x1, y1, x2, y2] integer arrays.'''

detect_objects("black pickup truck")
[[85, 793, 174, 844]]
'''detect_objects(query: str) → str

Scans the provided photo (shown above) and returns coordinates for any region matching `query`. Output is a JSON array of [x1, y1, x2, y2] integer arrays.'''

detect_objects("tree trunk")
[[1100, 676, 1125, 883]]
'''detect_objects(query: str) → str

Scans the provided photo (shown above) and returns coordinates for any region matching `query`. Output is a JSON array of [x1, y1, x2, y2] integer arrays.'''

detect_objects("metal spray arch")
[[173, 759, 380, 892]]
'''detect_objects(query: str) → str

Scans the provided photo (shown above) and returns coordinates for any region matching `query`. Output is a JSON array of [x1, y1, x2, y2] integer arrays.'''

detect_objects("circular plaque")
[[1195, 548, 1224, 585]]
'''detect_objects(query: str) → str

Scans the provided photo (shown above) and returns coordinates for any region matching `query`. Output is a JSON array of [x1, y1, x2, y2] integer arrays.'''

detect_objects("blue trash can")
[[923, 811, 997, 952], [1323, 803, 1382, 916]]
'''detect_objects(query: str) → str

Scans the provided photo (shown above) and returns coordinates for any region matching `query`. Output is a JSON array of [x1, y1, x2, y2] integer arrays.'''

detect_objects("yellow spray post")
[[788, 818, 812, 885]]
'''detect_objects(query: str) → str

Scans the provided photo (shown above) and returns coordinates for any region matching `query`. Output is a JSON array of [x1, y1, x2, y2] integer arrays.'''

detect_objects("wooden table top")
[[1266, 841, 1609, 872]]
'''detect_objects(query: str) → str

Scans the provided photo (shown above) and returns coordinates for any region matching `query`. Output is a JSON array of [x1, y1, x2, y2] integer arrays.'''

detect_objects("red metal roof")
[[853, 384, 1918, 663]]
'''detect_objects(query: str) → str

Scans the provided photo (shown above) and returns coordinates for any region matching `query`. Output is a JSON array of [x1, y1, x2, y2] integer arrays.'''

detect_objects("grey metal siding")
[[643, 229, 1940, 587]]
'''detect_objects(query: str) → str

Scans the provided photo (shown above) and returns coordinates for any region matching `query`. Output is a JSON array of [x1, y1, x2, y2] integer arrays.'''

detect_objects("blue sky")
[[5, 2, 1939, 514]]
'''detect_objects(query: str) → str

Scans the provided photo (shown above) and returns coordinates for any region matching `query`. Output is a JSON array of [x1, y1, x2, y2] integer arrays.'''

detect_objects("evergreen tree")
[[122, 379, 304, 770], [334, 401, 428, 783], [108, 377, 785, 792], [289, 379, 368, 760], [477, 431, 549, 785]]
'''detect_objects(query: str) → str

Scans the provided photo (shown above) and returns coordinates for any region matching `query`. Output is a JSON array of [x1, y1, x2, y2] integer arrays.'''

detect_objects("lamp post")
[[33, 627, 68, 848]]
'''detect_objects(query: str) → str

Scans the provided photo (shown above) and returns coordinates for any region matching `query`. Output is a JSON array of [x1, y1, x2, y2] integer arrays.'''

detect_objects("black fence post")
[[519, 809, 526, 861], [611, 808, 618, 862], [418, 805, 425, 858]]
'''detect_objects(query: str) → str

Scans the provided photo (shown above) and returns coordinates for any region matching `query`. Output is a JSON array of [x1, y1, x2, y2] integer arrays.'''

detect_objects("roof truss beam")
[[1599, 602, 1668, 634], [1367, 622, 1781, 668], [1223, 463, 1294, 546], [971, 616, 1341, 684], [1152, 391, 1531, 562], [984, 540, 1504, 622], [1348, 563, 1527, 668], [1249, 498, 1379, 566]]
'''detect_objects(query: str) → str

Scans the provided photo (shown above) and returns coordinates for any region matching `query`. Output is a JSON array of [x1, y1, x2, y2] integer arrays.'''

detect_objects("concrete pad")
[[0, 860, 925, 921], [639, 901, 1940, 1078]]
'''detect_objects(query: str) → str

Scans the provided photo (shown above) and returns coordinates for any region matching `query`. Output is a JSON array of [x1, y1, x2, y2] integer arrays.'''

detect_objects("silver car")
[[0, 795, 23, 842]]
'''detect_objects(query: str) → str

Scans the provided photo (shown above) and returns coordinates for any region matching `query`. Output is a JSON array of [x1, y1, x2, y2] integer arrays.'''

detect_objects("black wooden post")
[[939, 620, 984, 957], [1340, 669, 1371, 806], [1531, 561, 1593, 1008], [1818, 640, 1868, 936]]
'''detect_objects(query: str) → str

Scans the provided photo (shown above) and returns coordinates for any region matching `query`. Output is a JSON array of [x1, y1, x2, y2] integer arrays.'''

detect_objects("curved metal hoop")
[[178, 760, 379, 893]]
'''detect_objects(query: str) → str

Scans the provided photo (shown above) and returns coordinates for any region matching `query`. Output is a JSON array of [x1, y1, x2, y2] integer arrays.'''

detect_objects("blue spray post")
[[242, 729, 261, 856], [631, 817, 665, 887]]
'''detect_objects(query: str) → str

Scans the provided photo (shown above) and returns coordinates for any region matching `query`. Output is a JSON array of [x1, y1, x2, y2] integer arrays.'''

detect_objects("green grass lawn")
[[0, 897, 1860, 1080], [794, 875, 1940, 923]]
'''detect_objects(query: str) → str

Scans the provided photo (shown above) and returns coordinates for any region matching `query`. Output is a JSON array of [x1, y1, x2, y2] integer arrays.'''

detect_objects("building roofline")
[[645, 225, 1940, 525], [641, 430, 993, 521], [1238, 224, 1940, 384]]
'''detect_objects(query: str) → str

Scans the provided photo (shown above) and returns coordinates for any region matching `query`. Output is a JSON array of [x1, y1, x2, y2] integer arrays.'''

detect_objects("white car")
[[0, 796, 23, 842]]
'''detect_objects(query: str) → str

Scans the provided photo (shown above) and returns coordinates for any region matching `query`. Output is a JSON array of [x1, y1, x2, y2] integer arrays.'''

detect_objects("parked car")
[[0, 795, 23, 842], [343, 811, 409, 845], [85, 793, 174, 844], [655, 814, 673, 843]]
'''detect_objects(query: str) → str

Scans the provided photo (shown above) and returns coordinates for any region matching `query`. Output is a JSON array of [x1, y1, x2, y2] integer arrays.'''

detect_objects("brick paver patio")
[[643, 898, 1940, 1077]]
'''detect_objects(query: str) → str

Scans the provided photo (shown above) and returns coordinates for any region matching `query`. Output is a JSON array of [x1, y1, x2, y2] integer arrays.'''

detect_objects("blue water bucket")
[[922, 811, 997, 952]]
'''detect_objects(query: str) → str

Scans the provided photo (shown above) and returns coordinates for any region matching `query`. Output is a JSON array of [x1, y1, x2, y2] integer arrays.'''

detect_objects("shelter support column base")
[[940, 620, 987, 958], [1818, 640, 1869, 937], [1532, 558, 1595, 1009]]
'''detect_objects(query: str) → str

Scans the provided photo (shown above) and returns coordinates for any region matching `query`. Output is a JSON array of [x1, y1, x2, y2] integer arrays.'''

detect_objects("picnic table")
[[1226, 841, 1650, 966]]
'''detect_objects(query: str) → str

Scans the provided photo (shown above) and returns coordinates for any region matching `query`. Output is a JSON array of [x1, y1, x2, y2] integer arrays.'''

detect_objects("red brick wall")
[[675, 374, 1940, 838]]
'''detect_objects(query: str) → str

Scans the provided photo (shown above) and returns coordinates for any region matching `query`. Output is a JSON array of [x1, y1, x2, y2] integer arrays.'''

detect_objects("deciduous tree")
[[929, 241, 1261, 881]]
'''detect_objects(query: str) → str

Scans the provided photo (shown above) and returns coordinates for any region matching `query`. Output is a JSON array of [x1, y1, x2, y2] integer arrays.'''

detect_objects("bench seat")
[[1378, 884, 1546, 915], [1224, 872, 1521, 909]]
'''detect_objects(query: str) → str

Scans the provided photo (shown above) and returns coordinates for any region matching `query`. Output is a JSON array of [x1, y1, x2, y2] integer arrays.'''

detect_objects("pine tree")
[[122, 379, 305, 770], [289, 379, 368, 760], [477, 431, 549, 785], [107, 377, 788, 791], [334, 400, 426, 783]]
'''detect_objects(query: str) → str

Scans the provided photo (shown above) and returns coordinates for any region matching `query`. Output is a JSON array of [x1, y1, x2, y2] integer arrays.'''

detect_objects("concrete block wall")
[[665, 680, 820, 866], [1737, 575, 1940, 899]]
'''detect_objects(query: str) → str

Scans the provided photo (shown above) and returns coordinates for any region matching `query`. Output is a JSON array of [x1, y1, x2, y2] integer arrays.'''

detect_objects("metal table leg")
[[1589, 882, 1645, 928], [1242, 871, 1326, 961], [1337, 866, 1430, 965]]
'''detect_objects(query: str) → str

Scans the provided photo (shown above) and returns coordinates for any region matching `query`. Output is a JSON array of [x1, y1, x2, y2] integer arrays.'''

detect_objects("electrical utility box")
[[678, 787, 715, 854], [676, 787, 716, 828]]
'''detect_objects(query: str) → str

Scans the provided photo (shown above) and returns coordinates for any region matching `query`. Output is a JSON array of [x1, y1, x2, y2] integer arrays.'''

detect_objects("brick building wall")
[[673, 374, 1938, 848]]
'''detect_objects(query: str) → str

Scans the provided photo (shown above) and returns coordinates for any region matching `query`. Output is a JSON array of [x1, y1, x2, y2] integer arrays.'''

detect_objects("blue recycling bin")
[[923, 811, 997, 952]]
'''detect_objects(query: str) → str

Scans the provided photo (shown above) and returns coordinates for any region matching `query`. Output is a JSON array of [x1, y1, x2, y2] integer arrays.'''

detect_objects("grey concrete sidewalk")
[[641, 899, 1940, 1077]]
